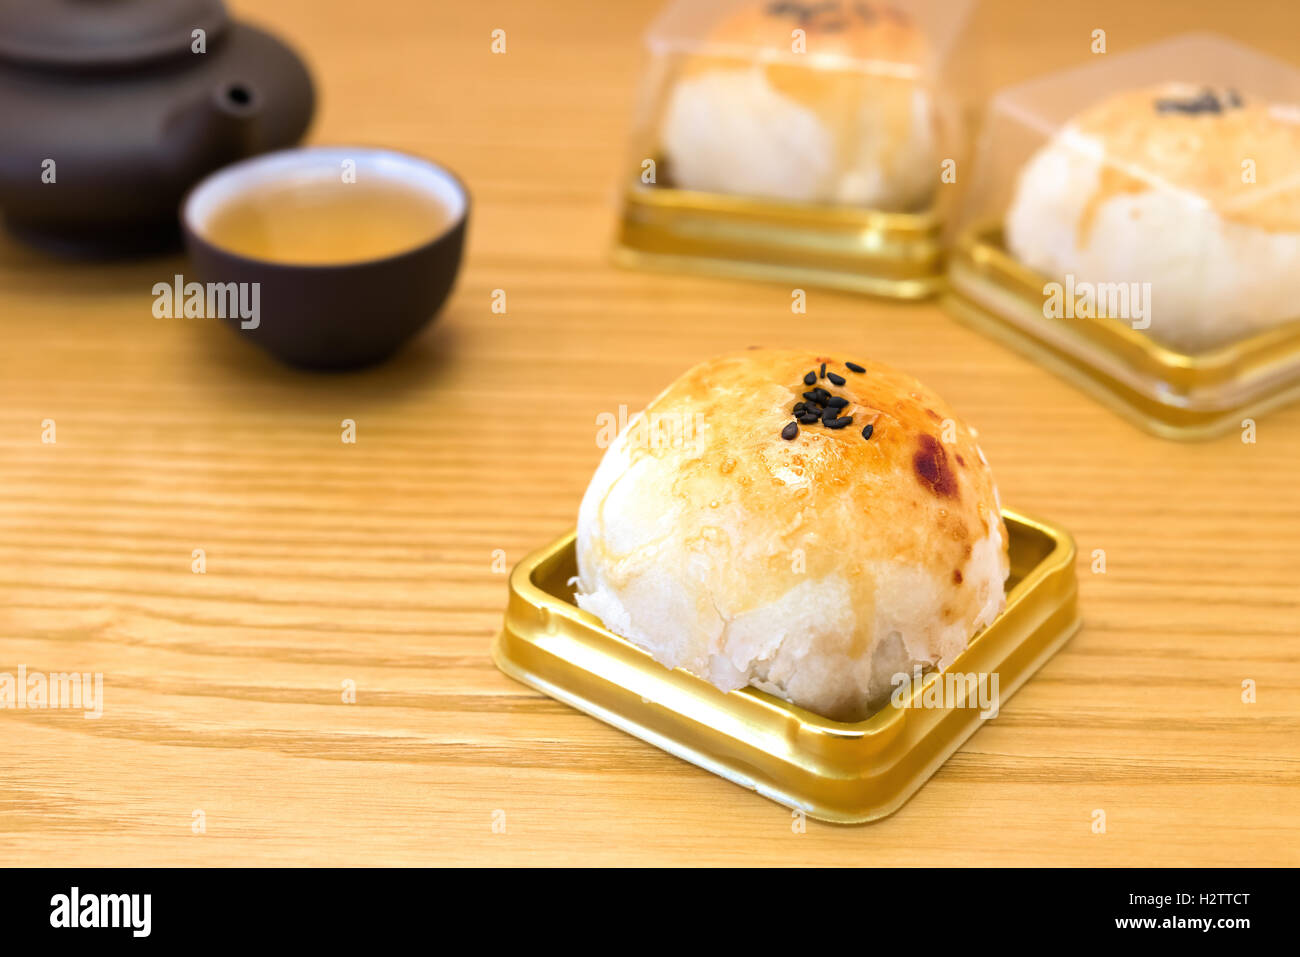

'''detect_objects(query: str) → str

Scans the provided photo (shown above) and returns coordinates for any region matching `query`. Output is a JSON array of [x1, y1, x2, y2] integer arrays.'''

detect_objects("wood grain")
[[1, 0, 1297, 866]]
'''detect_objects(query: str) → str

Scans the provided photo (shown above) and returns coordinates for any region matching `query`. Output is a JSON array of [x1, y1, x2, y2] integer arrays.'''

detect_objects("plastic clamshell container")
[[945, 34, 1300, 439], [493, 508, 1079, 824], [614, 0, 974, 299]]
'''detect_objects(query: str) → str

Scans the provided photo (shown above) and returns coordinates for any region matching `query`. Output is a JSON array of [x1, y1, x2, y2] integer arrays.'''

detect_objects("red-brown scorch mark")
[[953, 569, 963, 584], [913, 434, 959, 499]]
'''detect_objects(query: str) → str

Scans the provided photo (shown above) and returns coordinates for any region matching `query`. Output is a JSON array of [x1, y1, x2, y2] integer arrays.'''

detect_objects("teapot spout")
[[165, 81, 263, 175]]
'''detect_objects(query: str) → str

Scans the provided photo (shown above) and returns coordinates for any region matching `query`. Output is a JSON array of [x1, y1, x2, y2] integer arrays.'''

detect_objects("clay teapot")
[[0, 0, 314, 255]]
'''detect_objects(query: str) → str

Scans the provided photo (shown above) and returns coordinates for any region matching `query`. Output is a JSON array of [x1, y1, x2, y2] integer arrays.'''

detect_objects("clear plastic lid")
[[645, 0, 974, 78], [626, 0, 974, 214], [957, 34, 1300, 353]]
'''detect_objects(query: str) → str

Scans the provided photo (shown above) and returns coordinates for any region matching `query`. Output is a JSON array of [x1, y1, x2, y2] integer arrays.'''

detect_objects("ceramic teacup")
[[182, 146, 468, 369]]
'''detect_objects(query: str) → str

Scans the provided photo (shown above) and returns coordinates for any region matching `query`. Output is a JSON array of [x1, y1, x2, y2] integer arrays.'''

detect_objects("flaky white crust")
[[574, 349, 1009, 721]]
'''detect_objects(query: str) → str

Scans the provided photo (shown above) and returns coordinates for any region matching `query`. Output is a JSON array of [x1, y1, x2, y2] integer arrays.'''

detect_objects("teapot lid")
[[0, 0, 229, 69]]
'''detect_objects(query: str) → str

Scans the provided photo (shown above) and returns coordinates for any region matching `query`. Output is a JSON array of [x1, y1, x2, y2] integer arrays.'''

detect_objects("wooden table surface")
[[2, 0, 1297, 867]]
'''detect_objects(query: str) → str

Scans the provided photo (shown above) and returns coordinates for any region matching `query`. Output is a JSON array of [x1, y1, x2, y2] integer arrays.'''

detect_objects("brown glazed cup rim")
[[180, 145, 470, 272]]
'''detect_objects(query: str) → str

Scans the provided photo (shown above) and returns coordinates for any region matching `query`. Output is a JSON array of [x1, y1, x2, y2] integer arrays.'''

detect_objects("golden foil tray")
[[614, 183, 945, 300], [945, 224, 1300, 440], [492, 509, 1079, 824]]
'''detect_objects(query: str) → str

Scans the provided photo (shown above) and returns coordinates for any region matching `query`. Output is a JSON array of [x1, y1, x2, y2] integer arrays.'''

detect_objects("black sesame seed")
[[781, 422, 799, 441], [1155, 88, 1224, 115], [798, 413, 818, 424], [845, 361, 865, 373], [827, 372, 845, 386], [802, 391, 822, 403], [813, 388, 831, 402], [819, 362, 827, 379], [828, 416, 853, 429], [861, 423, 874, 440], [826, 396, 848, 409], [822, 406, 837, 423], [793, 402, 807, 413], [803, 371, 816, 386]]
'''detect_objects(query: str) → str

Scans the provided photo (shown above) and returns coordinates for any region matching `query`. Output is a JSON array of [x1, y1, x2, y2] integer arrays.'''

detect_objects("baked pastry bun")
[[1005, 83, 1300, 352], [575, 349, 1008, 722], [658, 1, 938, 210]]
